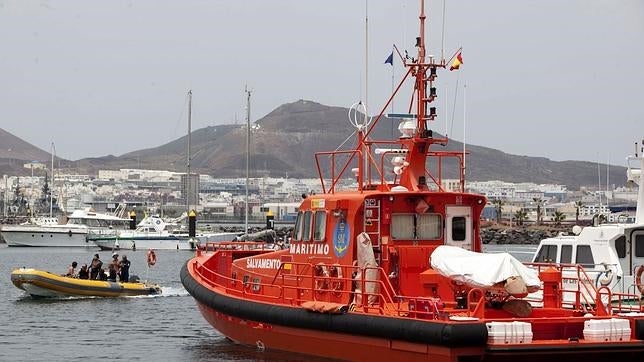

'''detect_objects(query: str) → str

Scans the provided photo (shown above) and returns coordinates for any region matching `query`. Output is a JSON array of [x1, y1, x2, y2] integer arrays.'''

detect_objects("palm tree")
[[574, 201, 583, 224], [552, 211, 566, 227], [514, 208, 527, 226], [491, 199, 505, 224], [532, 197, 544, 225]]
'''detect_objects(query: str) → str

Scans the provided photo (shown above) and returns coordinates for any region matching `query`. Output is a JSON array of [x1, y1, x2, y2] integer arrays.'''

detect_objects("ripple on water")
[[1, 244, 534, 361]]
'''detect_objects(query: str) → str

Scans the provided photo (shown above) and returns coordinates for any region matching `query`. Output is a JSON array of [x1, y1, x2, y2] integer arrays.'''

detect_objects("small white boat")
[[1, 220, 88, 247], [89, 215, 238, 250], [1, 207, 130, 247], [530, 148, 644, 303]]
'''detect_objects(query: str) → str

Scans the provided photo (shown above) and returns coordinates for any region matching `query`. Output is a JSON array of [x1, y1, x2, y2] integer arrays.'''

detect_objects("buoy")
[[147, 249, 157, 267]]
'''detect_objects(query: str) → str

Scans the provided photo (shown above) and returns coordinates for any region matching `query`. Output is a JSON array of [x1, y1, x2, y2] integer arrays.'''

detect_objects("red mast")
[[398, 0, 443, 192], [315, 0, 463, 194]]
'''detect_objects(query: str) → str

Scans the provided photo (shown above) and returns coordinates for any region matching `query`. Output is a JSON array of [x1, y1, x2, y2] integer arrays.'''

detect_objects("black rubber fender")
[[180, 261, 487, 347]]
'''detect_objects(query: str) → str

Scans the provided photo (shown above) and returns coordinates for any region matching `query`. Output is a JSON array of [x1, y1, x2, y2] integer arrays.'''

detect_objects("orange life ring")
[[147, 249, 157, 267], [636, 265, 644, 295]]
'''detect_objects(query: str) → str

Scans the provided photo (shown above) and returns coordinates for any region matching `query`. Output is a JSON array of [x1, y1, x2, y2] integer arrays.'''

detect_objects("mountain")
[[2, 101, 628, 189], [0, 128, 67, 175]]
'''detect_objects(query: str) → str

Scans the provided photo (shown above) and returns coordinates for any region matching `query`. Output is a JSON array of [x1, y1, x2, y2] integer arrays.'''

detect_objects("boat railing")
[[193, 254, 413, 314], [199, 241, 280, 253], [315, 140, 468, 194], [193, 247, 644, 324], [526, 262, 606, 313], [315, 149, 362, 194], [193, 254, 497, 320], [526, 262, 644, 314], [375, 149, 465, 192]]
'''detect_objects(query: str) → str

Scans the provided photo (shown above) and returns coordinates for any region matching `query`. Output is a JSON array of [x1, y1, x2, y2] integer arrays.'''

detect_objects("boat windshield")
[[534, 244, 558, 263], [68, 218, 129, 228]]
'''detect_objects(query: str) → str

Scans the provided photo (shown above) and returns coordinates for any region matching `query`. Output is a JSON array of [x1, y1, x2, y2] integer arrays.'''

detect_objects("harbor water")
[[0, 244, 535, 361], [0, 245, 327, 362]]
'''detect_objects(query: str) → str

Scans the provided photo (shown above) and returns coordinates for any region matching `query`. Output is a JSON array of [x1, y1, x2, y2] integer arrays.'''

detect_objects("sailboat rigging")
[[49, 142, 55, 217], [186, 90, 193, 214], [244, 86, 251, 234]]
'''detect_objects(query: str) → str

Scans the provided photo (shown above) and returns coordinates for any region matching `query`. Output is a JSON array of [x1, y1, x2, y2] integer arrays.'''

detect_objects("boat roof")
[[68, 208, 130, 221]]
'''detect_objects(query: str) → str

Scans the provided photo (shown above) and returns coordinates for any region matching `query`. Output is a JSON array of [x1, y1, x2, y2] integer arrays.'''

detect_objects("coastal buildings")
[[1, 169, 638, 224]]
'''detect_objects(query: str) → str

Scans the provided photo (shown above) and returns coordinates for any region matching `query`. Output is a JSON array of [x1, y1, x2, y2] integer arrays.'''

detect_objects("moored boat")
[[90, 215, 240, 251], [89, 215, 198, 250], [1, 207, 130, 247], [530, 147, 644, 304], [11, 268, 161, 298], [1, 222, 88, 247], [181, 1, 644, 360]]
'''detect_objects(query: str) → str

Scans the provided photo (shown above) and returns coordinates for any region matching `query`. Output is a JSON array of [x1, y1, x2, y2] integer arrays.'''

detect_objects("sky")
[[1, 0, 643, 166]]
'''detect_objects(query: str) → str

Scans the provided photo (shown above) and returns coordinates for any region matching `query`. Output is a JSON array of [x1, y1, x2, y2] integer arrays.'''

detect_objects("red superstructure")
[[182, 1, 644, 360]]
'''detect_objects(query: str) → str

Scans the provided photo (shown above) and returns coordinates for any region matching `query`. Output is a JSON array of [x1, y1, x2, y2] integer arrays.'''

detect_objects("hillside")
[[0, 128, 68, 175], [1, 101, 628, 189]]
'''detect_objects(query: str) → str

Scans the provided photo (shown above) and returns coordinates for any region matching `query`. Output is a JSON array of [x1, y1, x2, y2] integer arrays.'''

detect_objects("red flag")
[[450, 52, 463, 71]]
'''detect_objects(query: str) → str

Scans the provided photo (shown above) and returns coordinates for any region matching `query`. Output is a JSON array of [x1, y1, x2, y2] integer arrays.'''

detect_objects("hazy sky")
[[1, 0, 643, 166]]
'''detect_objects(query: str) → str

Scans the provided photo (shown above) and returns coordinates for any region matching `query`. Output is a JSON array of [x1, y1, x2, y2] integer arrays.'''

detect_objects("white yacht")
[[89, 215, 239, 251], [0, 207, 130, 247], [531, 144, 644, 304]]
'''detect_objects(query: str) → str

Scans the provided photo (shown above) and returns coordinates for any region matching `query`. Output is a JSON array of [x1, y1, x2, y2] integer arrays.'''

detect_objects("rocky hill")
[[1, 100, 628, 189], [0, 128, 68, 175]]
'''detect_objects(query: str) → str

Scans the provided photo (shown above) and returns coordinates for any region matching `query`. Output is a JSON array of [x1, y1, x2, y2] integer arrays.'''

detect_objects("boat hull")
[[90, 236, 198, 251], [1, 226, 89, 247], [181, 261, 644, 361], [181, 261, 491, 362], [11, 268, 161, 298]]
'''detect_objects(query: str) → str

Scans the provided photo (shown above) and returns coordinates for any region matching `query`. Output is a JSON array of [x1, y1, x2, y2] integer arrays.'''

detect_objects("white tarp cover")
[[430, 245, 541, 290]]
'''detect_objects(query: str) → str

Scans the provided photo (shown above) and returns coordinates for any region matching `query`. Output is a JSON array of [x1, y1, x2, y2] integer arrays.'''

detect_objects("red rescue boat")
[[182, 1, 644, 360]]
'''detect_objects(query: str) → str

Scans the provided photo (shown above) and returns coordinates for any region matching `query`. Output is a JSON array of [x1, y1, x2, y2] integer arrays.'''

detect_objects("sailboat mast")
[[463, 83, 466, 192], [364, 0, 369, 120], [187, 90, 192, 214], [50, 142, 55, 217], [245, 87, 251, 234]]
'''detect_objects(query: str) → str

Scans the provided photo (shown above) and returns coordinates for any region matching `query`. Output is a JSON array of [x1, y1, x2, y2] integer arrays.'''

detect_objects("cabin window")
[[560, 245, 572, 264], [313, 211, 326, 241], [294, 212, 304, 240], [534, 245, 558, 263], [231, 271, 237, 286], [302, 211, 313, 241], [575, 245, 595, 269], [615, 236, 626, 259], [391, 214, 415, 239], [242, 275, 250, 288], [452, 217, 466, 241], [391, 213, 443, 240], [417, 213, 442, 239], [635, 235, 644, 257]]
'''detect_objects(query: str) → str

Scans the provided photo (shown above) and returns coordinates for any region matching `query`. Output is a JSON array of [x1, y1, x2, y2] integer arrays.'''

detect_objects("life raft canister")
[[147, 249, 157, 267]]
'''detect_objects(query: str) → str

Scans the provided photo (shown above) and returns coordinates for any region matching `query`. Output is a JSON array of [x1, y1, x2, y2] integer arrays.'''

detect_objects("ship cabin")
[[215, 189, 484, 307], [229, 188, 484, 305]]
